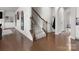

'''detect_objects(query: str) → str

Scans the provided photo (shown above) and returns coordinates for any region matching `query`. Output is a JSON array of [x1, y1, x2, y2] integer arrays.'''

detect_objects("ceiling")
[[0, 7, 18, 12]]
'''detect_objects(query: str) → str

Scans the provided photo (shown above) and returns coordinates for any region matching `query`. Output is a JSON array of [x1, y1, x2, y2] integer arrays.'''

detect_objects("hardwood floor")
[[31, 32, 71, 51], [0, 28, 79, 51], [0, 29, 32, 51]]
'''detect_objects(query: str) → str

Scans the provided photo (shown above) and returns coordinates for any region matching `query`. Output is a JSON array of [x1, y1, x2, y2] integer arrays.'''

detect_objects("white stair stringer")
[[34, 25, 46, 40]]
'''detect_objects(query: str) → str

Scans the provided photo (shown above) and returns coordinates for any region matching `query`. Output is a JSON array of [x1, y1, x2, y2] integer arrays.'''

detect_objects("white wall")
[[15, 7, 33, 41], [64, 8, 71, 29], [70, 7, 76, 39], [76, 8, 79, 17], [75, 7, 79, 39], [55, 7, 65, 34]]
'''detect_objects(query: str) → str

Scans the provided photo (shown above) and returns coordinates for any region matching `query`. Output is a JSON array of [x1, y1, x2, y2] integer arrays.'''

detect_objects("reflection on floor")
[[0, 28, 79, 51]]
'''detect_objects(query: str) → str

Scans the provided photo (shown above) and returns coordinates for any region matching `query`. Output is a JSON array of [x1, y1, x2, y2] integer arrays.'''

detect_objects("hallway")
[[0, 28, 78, 51], [0, 7, 79, 51]]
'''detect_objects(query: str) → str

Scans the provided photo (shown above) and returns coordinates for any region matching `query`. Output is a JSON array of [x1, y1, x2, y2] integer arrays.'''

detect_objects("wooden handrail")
[[32, 8, 47, 23]]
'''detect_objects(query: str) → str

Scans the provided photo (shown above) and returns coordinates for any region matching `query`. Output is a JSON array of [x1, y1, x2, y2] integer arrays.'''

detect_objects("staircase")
[[31, 8, 55, 41], [34, 25, 46, 39], [30, 16, 46, 40]]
